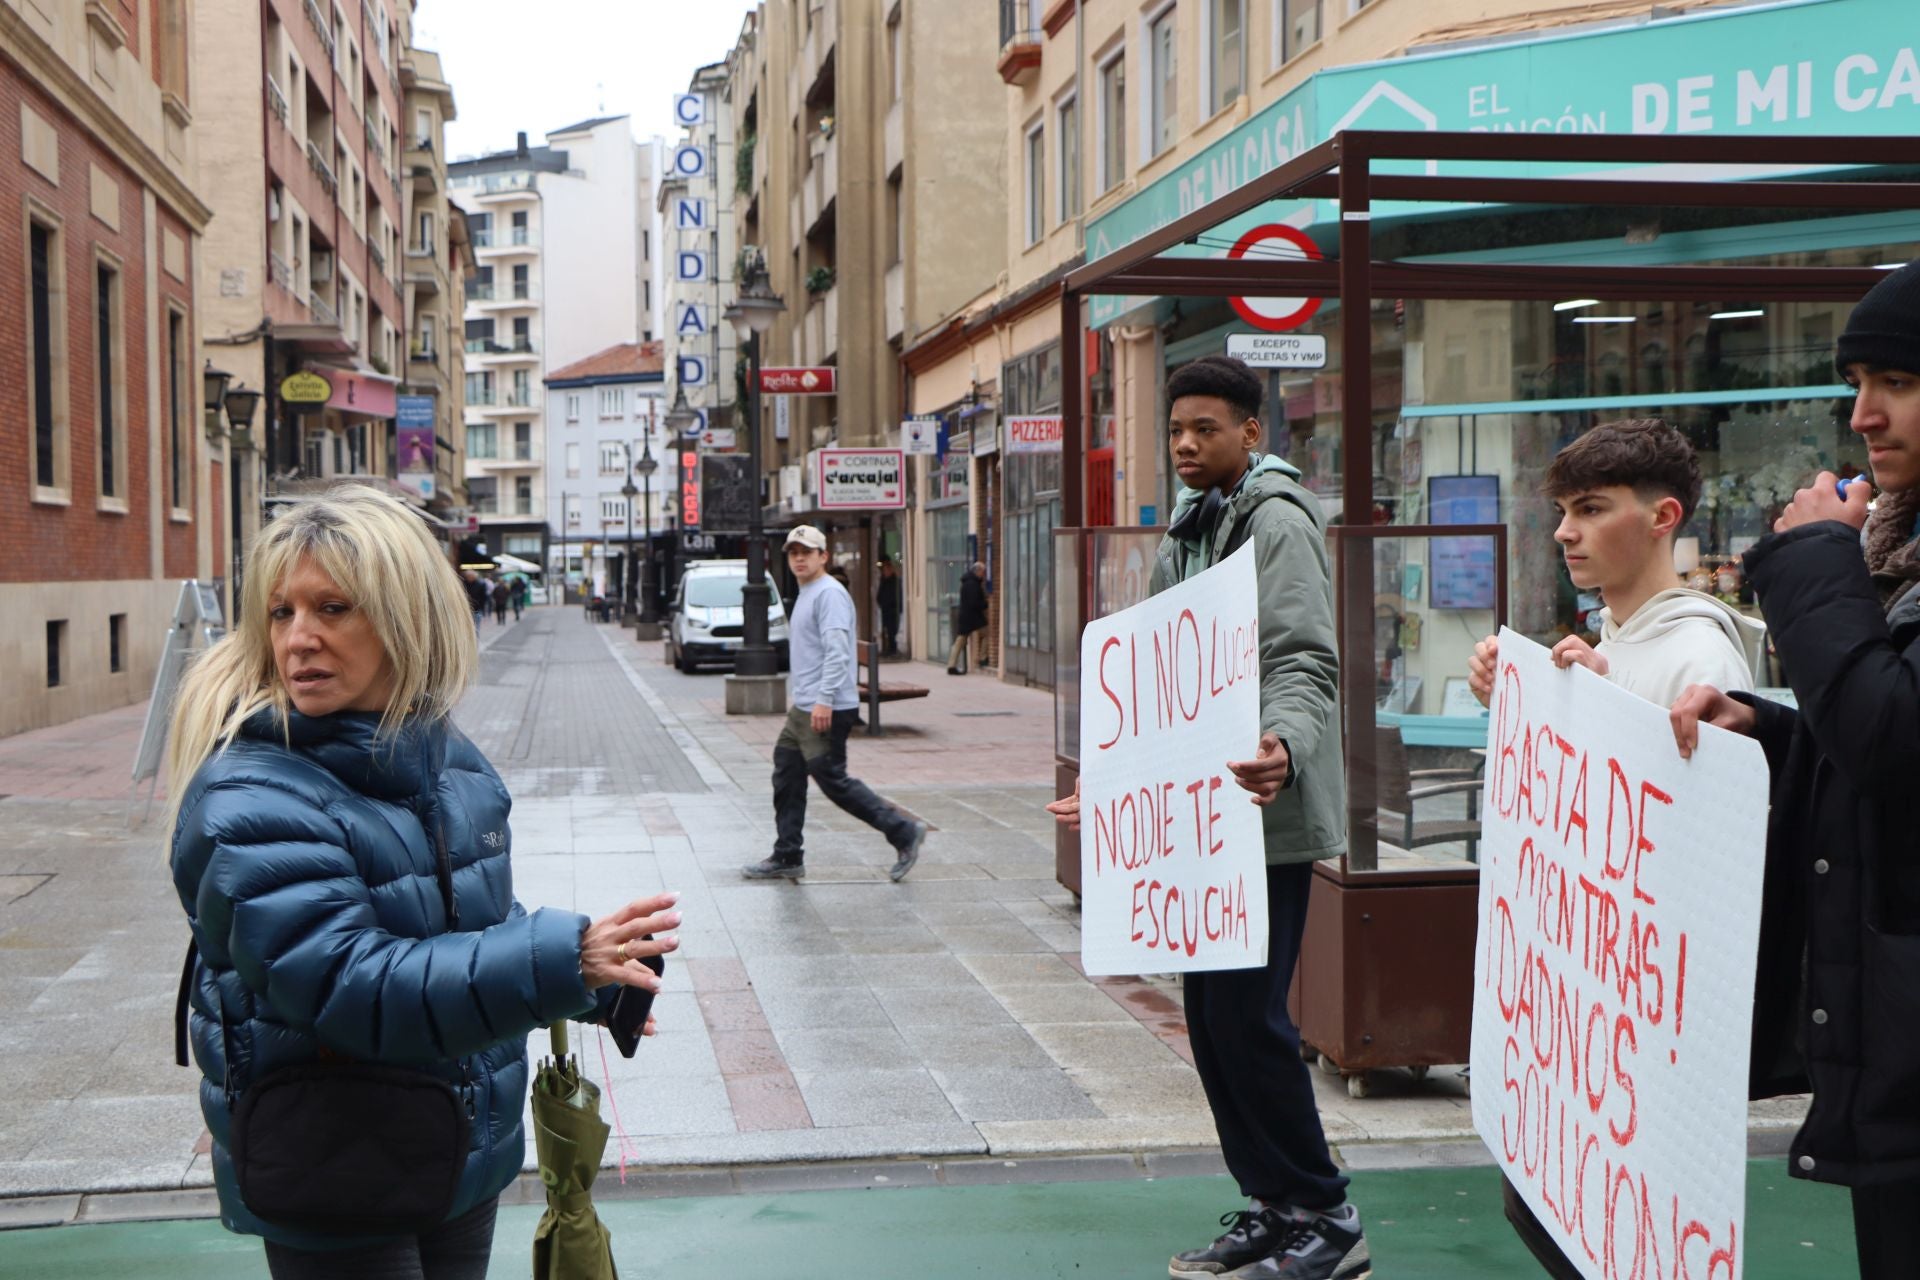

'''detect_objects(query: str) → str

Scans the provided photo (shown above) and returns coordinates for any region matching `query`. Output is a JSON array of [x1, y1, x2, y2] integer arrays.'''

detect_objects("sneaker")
[[889, 821, 928, 882], [1222, 1205, 1370, 1280], [1170, 1207, 1292, 1277], [741, 857, 806, 881]]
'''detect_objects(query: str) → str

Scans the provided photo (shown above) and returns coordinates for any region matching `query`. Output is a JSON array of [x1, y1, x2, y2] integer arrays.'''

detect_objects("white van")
[[665, 560, 791, 673]]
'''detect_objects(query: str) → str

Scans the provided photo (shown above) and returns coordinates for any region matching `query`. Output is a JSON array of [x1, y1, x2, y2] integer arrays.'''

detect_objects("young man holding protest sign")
[[1467, 418, 1765, 711], [1049, 356, 1364, 1280], [1671, 260, 1920, 1280], [1464, 418, 1766, 1279]]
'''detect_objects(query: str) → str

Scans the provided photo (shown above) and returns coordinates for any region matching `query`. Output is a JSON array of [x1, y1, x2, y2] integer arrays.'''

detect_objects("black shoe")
[[741, 857, 806, 881], [946, 667, 962, 675], [889, 821, 928, 882], [1170, 1207, 1292, 1277], [1222, 1206, 1369, 1280]]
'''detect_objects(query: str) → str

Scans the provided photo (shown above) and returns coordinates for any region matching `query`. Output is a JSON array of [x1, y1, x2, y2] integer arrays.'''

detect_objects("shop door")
[[927, 504, 968, 662]]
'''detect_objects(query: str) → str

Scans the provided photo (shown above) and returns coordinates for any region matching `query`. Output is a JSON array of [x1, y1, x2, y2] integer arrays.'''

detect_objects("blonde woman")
[[168, 485, 675, 1278]]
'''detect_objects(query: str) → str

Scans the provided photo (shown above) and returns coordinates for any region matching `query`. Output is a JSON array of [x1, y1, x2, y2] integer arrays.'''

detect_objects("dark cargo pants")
[[771, 705, 913, 862]]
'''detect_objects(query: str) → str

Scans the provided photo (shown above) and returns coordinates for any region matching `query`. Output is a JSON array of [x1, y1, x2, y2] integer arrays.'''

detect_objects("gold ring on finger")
[[616, 940, 629, 963]]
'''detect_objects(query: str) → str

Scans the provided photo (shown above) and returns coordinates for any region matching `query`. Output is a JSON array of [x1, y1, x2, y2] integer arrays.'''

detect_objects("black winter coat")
[[1738, 520, 1920, 1188], [957, 574, 989, 635]]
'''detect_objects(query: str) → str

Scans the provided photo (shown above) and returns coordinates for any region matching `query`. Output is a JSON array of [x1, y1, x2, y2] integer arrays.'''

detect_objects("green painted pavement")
[[0, 1162, 1856, 1278]]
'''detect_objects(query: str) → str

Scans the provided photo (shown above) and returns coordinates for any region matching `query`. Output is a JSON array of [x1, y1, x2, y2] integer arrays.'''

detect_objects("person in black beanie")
[[1670, 259, 1920, 1279]]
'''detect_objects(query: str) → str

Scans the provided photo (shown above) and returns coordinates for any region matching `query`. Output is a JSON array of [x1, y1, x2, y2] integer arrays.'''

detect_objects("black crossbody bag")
[[174, 823, 474, 1235]]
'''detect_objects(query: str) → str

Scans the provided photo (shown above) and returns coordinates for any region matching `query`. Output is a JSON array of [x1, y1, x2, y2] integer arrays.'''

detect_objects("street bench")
[[856, 640, 930, 704]]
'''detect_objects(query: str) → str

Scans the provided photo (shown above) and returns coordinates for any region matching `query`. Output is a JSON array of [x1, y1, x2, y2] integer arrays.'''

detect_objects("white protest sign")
[[1079, 542, 1269, 976], [1471, 629, 1768, 1280]]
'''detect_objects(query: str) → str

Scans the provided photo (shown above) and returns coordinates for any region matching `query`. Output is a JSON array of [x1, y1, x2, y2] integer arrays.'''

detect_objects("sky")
[[411, 1, 758, 161]]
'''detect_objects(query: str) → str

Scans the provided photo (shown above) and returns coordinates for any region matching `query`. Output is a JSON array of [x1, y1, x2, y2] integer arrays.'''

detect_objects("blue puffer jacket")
[[171, 707, 600, 1250]]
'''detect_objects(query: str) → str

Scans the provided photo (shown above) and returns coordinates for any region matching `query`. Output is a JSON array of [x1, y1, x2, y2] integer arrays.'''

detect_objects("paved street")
[[0, 605, 1811, 1258]]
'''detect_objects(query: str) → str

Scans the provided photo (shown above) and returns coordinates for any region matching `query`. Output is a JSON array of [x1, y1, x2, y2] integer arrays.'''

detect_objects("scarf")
[[1863, 485, 1920, 613]]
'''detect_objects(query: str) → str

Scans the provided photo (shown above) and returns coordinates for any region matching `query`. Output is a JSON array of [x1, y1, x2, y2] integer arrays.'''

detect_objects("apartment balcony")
[[472, 390, 537, 414], [466, 337, 538, 363], [803, 285, 839, 364], [266, 77, 290, 129], [306, 140, 338, 198], [885, 262, 904, 343], [270, 251, 294, 291], [303, 0, 335, 62], [884, 100, 903, 179], [803, 135, 837, 236], [467, 171, 536, 200], [998, 0, 1042, 85], [472, 284, 539, 310], [309, 293, 338, 326], [408, 342, 439, 366], [475, 232, 537, 259], [803, 0, 836, 99], [368, 242, 387, 276]]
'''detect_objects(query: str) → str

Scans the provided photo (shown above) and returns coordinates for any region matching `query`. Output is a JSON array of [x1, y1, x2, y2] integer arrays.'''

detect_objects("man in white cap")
[[743, 525, 928, 882]]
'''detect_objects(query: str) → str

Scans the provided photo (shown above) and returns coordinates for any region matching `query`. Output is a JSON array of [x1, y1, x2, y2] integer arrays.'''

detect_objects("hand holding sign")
[[1077, 543, 1269, 976]]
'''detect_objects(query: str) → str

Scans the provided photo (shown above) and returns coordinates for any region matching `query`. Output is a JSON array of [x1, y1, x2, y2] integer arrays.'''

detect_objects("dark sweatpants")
[[771, 705, 913, 861], [1185, 861, 1349, 1211]]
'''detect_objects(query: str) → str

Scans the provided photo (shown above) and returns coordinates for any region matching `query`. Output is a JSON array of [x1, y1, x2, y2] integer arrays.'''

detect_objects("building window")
[[510, 370, 531, 406], [1057, 91, 1082, 223], [513, 421, 532, 461], [1148, 6, 1178, 159], [417, 314, 436, 360], [599, 387, 625, 418], [168, 309, 188, 511], [600, 496, 627, 523], [46, 619, 65, 688], [1209, 0, 1243, 115], [109, 613, 126, 674], [1024, 121, 1045, 247], [515, 475, 533, 513], [566, 392, 581, 422], [565, 441, 581, 477], [1273, 0, 1320, 65], [466, 370, 494, 405], [468, 475, 498, 514], [467, 421, 497, 459], [1097, 49, 1127, 193], [512, 264, 530, 300], [414, 107, 432, 148], [96, 263, 122, 502], [29, 217, 66, 495]]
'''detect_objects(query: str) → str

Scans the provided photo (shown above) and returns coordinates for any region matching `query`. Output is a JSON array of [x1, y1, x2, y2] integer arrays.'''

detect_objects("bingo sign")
[[1226, 223, 1323, 333], [1078, 543, 1269, 976], [817, 448, 905, 510], [1473, 631, 1769, 1280]]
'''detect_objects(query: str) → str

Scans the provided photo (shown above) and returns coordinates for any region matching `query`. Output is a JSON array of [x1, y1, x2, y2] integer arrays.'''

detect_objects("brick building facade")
[[1, 0, 213, 736]]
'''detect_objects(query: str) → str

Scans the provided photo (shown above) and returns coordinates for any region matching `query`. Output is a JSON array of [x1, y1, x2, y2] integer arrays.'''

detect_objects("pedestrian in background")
[[743, 525, 927, 884], [1670, 260, 1920, 1280], [166, 485, 677, 1278], [949, 561, 988, 674], [877, 557, 903, 656], [490, 574, 508, 626], [1049, 356, 1365, 1280], [509, 576, 528, 621], [461, 568, 487, 634]]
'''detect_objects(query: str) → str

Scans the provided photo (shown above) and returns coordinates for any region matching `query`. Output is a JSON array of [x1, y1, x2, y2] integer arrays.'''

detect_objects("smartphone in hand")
[[607, 937, 665, 1058]]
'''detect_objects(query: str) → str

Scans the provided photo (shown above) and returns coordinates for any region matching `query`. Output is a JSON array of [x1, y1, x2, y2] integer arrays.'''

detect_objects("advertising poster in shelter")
[[1078, 543, 1269, 976], [1471, 629, 1768, 1280]]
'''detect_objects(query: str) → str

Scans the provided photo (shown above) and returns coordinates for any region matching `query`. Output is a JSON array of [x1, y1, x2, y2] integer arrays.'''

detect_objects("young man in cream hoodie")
[[1468, 416, 1765, 708], [1466, 416, 1765, 1279]]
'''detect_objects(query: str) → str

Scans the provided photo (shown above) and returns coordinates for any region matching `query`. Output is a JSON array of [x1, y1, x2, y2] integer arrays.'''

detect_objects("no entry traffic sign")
[[1226, 223, 1323, 333]]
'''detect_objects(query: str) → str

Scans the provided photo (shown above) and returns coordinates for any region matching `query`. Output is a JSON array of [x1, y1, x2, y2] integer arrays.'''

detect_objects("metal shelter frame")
[[1058, 128, 1920, 873]]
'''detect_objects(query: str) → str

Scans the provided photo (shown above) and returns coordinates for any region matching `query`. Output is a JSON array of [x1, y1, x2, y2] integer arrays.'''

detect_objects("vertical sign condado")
[[1471, 630, 1768, 1280], [1077, 543, 1270, 976]]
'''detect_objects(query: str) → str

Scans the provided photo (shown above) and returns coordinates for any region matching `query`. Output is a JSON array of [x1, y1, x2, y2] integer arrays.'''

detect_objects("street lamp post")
[[635, 435, 660, 623], [620, 466, 639, 622], [722, 253, 787, 689]]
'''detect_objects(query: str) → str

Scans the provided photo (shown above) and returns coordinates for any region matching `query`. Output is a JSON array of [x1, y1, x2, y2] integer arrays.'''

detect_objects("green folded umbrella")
[[531, 1023, 618, 1280]]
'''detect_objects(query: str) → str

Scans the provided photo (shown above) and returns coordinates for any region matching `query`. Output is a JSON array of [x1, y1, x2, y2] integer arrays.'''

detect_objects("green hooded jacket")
[[1149, 453, 1346, 864]]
